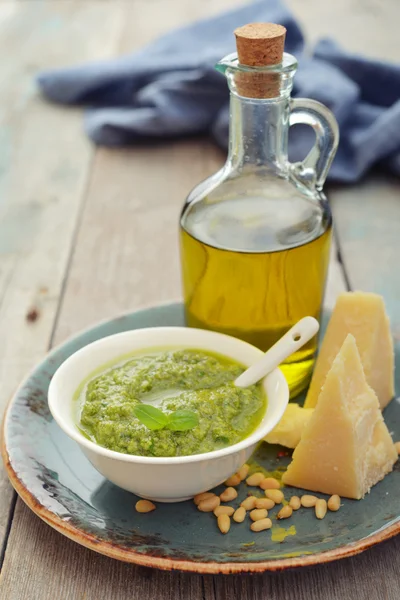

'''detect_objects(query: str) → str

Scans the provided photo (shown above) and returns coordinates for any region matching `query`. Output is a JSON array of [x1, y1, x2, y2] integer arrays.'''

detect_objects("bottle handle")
[[289, 98, 339, 191]]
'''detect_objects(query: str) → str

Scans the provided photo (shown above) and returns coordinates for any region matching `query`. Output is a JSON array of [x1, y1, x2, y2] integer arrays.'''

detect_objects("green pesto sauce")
[[78, 349, 266, 457]]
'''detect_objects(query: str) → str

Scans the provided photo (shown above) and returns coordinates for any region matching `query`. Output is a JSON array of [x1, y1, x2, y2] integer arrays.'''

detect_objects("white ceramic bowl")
[[48, 327, 289, 502]]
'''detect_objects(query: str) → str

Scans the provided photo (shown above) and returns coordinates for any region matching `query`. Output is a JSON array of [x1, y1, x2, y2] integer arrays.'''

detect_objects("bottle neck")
[[227, 93, 290, 174]]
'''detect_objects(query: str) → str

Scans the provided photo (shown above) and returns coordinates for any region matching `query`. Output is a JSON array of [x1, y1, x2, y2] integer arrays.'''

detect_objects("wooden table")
[[0, 1, 399, 598]]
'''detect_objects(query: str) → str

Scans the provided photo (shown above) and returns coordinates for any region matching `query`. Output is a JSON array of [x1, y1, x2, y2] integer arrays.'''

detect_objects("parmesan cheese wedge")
[[283, 334, 397, 499], [305, 292, 394, 410], [264, 404, 314, 449]]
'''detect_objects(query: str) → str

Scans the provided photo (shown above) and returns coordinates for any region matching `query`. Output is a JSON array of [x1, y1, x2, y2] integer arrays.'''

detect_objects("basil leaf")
[[133, 404, 169, 430], [167, 410, 199, 432]]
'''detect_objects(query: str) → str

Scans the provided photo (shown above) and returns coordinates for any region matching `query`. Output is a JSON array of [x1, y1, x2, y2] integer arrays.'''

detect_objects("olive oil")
[[180, 195, 332, 397], [179, 27, 338, 398]]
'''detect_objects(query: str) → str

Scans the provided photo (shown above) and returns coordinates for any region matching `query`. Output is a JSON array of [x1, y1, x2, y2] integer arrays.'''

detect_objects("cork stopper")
[[234, 23, 286, 67], [233, 23, 286, 98]]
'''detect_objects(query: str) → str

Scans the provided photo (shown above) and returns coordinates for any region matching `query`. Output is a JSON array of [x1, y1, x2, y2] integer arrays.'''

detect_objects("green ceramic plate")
[[2, 303, 399, 574]]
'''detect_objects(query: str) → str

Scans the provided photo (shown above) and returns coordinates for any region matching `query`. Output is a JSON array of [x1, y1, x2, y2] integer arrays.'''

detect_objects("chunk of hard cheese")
[[264, 404, 314, 449], [283, 335, 397, 499], [305, 292, 394, 410]]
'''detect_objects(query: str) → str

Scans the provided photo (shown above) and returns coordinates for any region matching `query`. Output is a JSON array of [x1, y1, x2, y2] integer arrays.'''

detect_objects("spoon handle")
[[234, 316, 320, 388]]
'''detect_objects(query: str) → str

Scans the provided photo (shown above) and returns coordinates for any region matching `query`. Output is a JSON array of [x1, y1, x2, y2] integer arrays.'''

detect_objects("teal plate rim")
[[2, 302, 399, 574]]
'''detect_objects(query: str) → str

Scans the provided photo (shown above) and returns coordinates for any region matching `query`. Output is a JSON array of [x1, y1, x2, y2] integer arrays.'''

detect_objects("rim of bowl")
[[48, 327, 289, 465]]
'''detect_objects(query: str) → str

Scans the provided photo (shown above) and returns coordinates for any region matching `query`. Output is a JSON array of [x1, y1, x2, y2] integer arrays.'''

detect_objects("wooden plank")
[[212, 536, 400, 600], [51, 139, 223, 343], [1, 502, 204, 600], [0, 0, 122, 549], [286, 0, 400, 59], [45, 0, 243, 343], [331, 175, 400, 338]]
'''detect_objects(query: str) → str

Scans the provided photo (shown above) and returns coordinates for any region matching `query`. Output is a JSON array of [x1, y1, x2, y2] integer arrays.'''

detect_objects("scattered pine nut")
[[224, 473, 241, 487], [327, 494, 341, 512], [255, 498, 275, 510], [214, 505, 235, 517], [395, 441, 400, 455], [241, 496, 257, 510], [246, 472, 265, 487], [193, 492, 214, 506], [259, 477, 280, 490], [217, 514, 231, 534], [233, 506, 246, 523], [277, 505, 293, 520], [301, 494, 318, 508], [135, 500, 156, 513], [198, 495, 220, 512], [265, 489, 284, 504], [251, 518, 272, 532], [315, 499, 327, 519], [220, 487, 238, 502], [289, 496, 301, 511], [238, 464, 250, 481], [250, 508, 268, 521]]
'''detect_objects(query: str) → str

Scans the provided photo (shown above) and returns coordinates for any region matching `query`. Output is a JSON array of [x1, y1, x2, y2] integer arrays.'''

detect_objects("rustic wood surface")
[[0, 0, 121, 551], [0, 0, 399, 598]]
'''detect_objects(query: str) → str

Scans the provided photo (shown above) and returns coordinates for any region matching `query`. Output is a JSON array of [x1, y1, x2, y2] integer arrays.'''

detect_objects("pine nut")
[[220, 487, 238, 502], [246, 472, 265, 486], [315, 499, 327, 519], [255, 498, 275, 510], [250, 508, 268, 521], [395, 441, 400, 455], [277, 505, 293, 519], [238, 464, 250, 480], [289, 496, 301, 510], [233, 506, 246, 523], [265, 489, 284, 504], [259, 477, 280, 490], [198, 496, 220, 512], [301, 494, 318, 508], [214, 506, 235, 517], [135, 500, 156, 513], [193, 492, 214, 506], [327, 494, 341, 512], [250, 518, 272, 532], [240, 496, 257, 510], [224, 473, 241, 486], [217, 514, 231, 534]]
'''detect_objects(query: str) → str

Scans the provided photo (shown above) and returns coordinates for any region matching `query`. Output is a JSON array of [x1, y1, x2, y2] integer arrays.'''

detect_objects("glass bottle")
[[179, 44, 339, 398]]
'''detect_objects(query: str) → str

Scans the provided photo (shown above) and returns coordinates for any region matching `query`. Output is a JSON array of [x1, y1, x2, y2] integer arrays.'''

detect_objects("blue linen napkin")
[[37, 0, 400, 183]]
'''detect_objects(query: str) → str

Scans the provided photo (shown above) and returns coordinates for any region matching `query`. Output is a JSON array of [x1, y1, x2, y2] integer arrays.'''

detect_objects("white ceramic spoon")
[[234, 316, 320, 388]]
